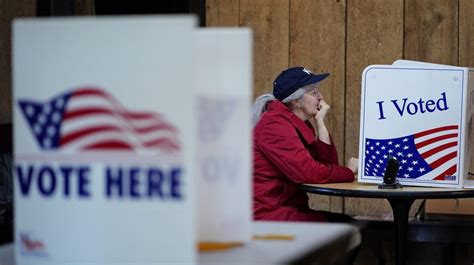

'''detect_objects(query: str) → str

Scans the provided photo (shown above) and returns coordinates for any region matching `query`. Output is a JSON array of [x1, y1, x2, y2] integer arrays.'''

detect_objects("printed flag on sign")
[[364, 125, 459, 181], [18, 88, 181, 152], [20, 234, 45, 254]]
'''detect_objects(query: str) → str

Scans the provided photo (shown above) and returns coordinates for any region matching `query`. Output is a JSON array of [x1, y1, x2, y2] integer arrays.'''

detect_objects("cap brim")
[[304, 73, 330, 86]]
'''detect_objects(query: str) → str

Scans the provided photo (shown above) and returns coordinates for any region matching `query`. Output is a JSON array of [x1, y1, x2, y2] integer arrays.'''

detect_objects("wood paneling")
[[344, 0, 403, 216], [404, 0, 458, 65], [290, 0, 346, 213], [460, 0, 474, 175], [459, 0, 474, 67], [290, 0, 346, 163], [206, 0, 240, 27], [0, 0, 36, 125], [240, 0, 289, 98]]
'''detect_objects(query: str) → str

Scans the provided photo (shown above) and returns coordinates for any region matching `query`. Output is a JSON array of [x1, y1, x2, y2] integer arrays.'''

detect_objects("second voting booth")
[[13, 16, 253, 265], [358, 60, 473, 188]]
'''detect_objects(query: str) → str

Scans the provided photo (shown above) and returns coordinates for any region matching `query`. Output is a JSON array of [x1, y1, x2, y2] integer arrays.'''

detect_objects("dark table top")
[[301, 181, 474, 200]]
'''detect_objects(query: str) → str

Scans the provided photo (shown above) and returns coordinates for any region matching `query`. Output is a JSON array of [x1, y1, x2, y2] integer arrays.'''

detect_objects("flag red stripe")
[[429, 151, 457, 169], [73, 88, 109, 97], [415, 133, 458, 149], [123, 112, 157, 119], [414, 125, 459, 138], [60, 125, 121, 146], [63, 107, 175, 133], [54, 88, 181, 152], [433, 164, 457, 180], [144, 138, 180, 150], [135, 123, 177, 134], [82, 140, 133, 150], [63, 107, 113, 120], [420, 141, 458, 159], [64, 107, 159, 121], [72, 88, 158, 119]]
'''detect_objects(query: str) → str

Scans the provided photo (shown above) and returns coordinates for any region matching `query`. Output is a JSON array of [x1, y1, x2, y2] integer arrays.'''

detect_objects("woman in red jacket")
[[253, 66, 358, 222]]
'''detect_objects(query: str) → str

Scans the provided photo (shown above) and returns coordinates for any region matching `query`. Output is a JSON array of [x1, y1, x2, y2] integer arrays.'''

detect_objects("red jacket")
[[253, 101, 354, 221]]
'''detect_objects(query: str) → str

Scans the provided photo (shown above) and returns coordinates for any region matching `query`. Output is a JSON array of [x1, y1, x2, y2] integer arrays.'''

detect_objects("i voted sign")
[[375, 92, 449, 120], [13, 16, 196, 264], [358, 61, 474, 188]]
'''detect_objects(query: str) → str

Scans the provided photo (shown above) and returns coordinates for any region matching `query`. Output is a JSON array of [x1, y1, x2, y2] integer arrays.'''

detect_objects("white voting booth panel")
[[359, 60, 473, 188], [13, 17, 197, 264], [194, 29, 253, 243]]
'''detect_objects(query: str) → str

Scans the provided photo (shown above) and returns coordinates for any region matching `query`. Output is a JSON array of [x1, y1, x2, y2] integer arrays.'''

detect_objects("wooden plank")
[[345, 0, 403, 216], [240, 0, 289, 98], [459, 0, 474, 176], [0, 0, 36, 125], [459, 0, 474, 67], [404, 0, 458, 65], [206, 0, 240, 27], [290, 0, 346, 213], [289, 0, 345, 165]]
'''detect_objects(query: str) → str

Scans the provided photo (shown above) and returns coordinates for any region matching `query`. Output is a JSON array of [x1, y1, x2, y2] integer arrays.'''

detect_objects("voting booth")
[[193, 28, 253, 243], [358, 60, 473, 188], [13, 17, 197, 264]]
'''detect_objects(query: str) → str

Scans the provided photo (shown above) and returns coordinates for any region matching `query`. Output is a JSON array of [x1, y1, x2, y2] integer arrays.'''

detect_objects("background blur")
[[1, 0, 473, 223]]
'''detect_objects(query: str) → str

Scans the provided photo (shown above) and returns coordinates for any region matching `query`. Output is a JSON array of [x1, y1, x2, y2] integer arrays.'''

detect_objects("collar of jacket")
[[267, 100, 315, 144]]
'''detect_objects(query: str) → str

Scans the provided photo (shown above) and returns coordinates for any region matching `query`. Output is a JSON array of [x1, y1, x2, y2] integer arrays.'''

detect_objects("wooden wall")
[[0, 0, 93, 125], [207, 0, 474, 217], [0, 0, 36, 125]]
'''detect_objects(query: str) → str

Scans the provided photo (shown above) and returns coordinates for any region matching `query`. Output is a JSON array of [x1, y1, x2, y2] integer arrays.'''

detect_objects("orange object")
[[198, 242, 243, 252], [252, 234, 295, 240], [198, 234, 295, 252]]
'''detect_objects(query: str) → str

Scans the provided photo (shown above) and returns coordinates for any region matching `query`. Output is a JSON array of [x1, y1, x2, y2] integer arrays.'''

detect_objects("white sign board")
[[13, 16, 196, 264], [359, 60, 473, 188], [194, 28, 252, 242]]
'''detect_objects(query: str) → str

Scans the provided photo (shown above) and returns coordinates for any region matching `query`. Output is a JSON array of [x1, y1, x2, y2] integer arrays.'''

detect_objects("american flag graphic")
[[364, 125, 459, 181], [18, 88, 181, 152], [20, 234, 45, 252]]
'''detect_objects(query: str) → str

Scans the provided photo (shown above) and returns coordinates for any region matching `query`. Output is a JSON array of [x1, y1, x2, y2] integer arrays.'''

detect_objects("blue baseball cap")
[[273, 67, 329, 101]]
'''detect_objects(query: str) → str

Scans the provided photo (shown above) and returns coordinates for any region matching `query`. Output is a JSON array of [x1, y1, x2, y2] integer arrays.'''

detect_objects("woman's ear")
[[288, 100, 299, 109]]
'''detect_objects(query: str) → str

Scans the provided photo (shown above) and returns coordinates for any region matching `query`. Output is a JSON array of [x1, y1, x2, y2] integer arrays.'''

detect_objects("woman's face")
[[301, 85, 323, 117]]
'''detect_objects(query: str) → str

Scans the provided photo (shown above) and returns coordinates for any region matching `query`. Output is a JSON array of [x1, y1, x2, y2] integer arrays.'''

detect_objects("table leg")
[[387, 198, 415, 265]]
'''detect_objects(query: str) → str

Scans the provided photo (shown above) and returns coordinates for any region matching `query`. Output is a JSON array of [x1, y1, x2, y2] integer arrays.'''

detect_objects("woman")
[[253, 66, 358, 222]]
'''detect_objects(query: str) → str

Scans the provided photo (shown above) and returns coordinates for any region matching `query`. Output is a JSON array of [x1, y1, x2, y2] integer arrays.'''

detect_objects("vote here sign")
[[358, 60, 473, 188], [13, 16, 197, 264]]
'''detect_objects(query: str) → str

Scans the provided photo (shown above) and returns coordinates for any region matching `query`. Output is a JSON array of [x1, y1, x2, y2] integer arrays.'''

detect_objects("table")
[[301, 181, 474, 265], [0, 221, 361, 265]]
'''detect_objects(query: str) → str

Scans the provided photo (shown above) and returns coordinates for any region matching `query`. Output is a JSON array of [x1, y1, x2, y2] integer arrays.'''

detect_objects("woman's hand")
[[312, 100, 331, 144], [346, 157, 359, 174], [315, 100, 330, 123]]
